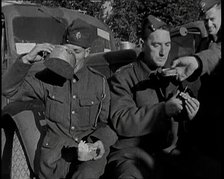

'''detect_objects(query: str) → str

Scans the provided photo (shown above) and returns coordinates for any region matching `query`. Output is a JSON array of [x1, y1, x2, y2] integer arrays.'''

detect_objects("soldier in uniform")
[[172, 0, 221, 80], [104, 15, 200, 179], [169, 1, 222, 178], [2, 18, 117, 179]]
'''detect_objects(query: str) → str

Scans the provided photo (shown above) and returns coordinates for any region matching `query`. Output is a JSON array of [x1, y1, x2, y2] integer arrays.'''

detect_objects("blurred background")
[[3, 0, 201, 47]]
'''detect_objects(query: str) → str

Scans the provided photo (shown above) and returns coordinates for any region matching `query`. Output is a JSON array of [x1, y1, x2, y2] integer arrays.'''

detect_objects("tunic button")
[[73, 95, 76, 99], [71, 126, 75, 130], [52, 95, 55, 99], [72, 111, 75, 114], [75, 137, 79, 142], [73, 79, 77, 83], [45, 142, 49, 146], [91, 101, 94, 104]]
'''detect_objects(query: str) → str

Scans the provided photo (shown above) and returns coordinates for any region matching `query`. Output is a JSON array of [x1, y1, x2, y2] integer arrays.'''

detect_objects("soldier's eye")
[[165, 42, 171, 47], [152, 43, 160, 48]]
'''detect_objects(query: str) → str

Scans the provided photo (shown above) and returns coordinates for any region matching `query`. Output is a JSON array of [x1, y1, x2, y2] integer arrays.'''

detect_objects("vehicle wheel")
[[11, 132, 31, 179]]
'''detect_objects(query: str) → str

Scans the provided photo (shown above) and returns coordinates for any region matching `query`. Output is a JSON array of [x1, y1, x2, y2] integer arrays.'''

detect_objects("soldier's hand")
[[165, 91, 183, 117], [22, 43, 55, 64], [171, 56, 199, 81], [178, 92, 200, 120], [91, 140, 105, 160]]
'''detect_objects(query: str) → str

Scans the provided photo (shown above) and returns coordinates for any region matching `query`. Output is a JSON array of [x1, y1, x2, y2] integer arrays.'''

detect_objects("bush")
[[29, 0, 201, 45]]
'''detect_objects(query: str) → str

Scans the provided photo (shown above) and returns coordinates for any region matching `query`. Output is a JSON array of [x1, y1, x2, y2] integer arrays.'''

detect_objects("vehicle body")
[[1, 1, 208, 178]]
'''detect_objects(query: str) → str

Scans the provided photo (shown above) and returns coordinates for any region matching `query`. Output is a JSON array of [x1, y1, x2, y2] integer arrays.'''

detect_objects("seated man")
[[2, 18, 117, 179], [105, 15, 200, 179]]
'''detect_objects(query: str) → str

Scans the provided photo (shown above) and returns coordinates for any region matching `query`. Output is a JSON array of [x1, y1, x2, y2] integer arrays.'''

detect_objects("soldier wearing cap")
[[172, 0, 221, 80], [103, 15, 200, 179], [2, 18, 117, 179], [169, 0, 222, 179]]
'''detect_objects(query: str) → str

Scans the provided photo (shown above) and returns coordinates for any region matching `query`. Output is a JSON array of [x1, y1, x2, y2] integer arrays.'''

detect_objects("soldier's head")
[[199, 0, 221, 35], [44, 19, 97, 79], [141, 15, 171, 69], [62, 18, 97, 72]]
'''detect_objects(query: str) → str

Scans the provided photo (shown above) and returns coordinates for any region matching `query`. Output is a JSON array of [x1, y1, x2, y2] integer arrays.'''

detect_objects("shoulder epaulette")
[[116, 63, 134, 73], [88, 66, 106, 78]]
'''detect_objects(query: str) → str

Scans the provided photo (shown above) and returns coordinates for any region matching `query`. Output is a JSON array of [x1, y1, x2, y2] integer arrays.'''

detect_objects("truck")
[[1, 1, 208, 178]]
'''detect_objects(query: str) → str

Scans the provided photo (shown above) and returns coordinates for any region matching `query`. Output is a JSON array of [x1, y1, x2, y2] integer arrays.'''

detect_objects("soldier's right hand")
[[165, 91, 183, 117], [22, 43, 55, 64]]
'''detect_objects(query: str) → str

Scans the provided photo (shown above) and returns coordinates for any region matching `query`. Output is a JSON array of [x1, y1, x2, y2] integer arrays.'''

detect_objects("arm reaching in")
[[171, 56, 199, 81]]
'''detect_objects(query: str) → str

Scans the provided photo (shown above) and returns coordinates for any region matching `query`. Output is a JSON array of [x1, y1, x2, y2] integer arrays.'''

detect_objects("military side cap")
[[199, 0, 221, 13], [62, 18, 97, 48], [142, 15, 169, 39]]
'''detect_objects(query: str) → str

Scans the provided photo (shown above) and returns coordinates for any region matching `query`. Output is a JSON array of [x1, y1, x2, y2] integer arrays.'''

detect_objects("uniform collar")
[[134, 52, 158, 81], [73, 64, 88, 80], [210, 28, 221, 42]]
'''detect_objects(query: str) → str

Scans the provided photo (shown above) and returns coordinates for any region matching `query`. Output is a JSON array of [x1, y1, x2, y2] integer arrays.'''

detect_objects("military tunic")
[[106, 53, 176, 178], [2, 56, 117, 179]]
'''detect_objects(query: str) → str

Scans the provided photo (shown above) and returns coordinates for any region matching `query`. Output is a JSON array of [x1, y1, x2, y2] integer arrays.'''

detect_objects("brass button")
[[71, 126, 75, 130], [73, 79, 77, 83], [71, 111, 75, 114], [73, 95, 76, 99]]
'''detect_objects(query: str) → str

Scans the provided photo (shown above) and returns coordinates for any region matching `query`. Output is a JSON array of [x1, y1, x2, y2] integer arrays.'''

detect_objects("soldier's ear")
[[84, 47, 91, 58]]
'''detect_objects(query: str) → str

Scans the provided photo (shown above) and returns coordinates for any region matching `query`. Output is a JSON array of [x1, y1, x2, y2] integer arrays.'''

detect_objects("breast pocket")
[[45, 92, 65, 123], [78, 98, 100, 127]]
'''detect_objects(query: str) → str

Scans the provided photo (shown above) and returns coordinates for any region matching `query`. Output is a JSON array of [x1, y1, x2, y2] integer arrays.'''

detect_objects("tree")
[[28, 0, 201, 45], [105, 0, 201, 44]]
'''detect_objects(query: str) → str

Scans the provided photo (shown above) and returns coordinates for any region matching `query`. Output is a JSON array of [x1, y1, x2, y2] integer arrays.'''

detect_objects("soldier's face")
[[64, 44, 90, 72], [143, 29, 171, 69], [204, 5, 221, 35]]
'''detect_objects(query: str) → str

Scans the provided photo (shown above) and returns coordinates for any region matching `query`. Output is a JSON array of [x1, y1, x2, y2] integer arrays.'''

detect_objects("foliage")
[[28, 0, 201, 44], [107, 0, 201, 44]]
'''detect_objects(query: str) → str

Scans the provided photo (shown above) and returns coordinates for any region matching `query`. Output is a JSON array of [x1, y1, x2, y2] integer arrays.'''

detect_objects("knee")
[[71, 162, 105, 179], [106, 159, 151, 179]]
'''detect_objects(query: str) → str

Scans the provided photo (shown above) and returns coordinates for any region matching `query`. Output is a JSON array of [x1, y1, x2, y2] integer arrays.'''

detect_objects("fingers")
[[171, 59, 180, 68], [179, 93, 200, 109], [175, 67, 188, 81], [27, 43, 55, 62], [179, 92, 200, 120], [93, 141, 105, 160], [36, 43, 55, 54]]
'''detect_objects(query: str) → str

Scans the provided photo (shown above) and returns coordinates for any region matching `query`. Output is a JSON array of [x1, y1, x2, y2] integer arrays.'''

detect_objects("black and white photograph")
[[1, 0, 222, 178]]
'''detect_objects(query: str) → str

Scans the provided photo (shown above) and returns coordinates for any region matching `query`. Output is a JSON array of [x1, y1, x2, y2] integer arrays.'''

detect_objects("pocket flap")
[[47, 93, 64, 103], [79, 98, 99, 106]]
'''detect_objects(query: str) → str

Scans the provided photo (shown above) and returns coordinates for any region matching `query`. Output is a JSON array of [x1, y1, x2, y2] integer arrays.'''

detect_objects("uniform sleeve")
[[2, 56, 45, 101], [88, 77, 118, 149], [195, 41, 221, 75], [109, 73, 169, 138]]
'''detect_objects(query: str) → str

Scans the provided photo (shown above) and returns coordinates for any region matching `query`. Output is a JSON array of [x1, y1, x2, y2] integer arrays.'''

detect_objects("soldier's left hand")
[[91, 140, 105, 160], [179, 92, 200, 120]]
